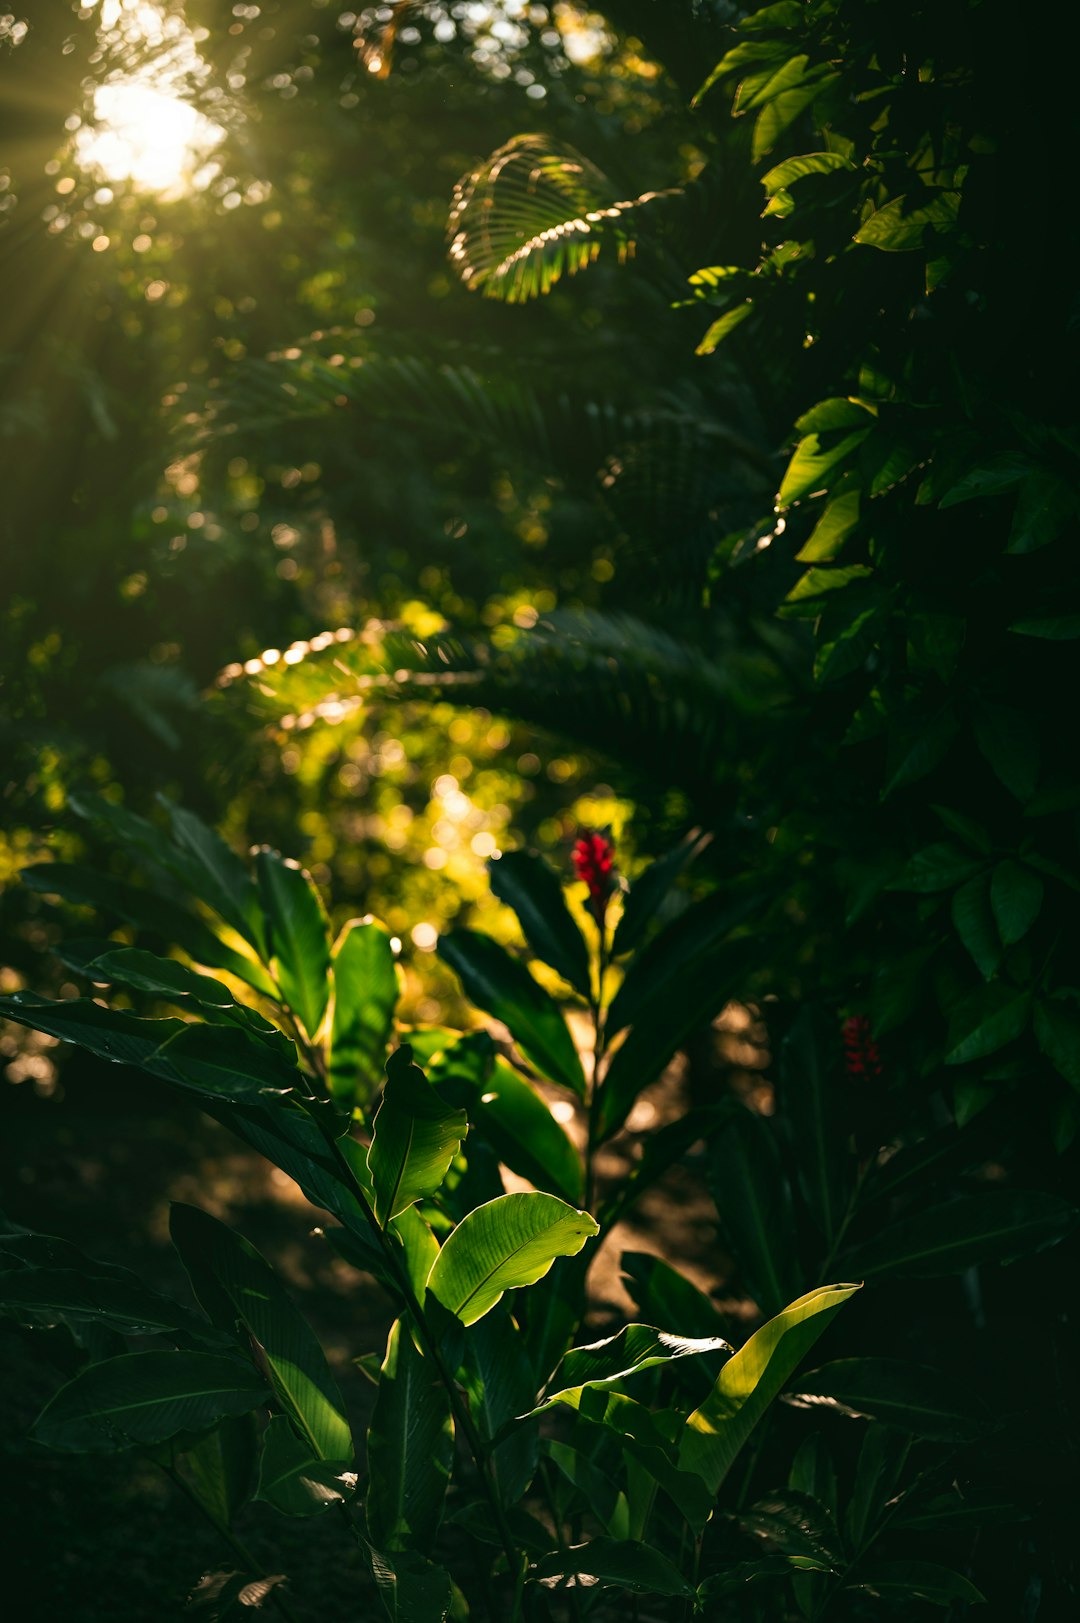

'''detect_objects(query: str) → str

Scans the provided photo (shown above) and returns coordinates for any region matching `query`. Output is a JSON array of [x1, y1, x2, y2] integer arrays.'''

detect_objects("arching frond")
[[448, 134, 682, 303]]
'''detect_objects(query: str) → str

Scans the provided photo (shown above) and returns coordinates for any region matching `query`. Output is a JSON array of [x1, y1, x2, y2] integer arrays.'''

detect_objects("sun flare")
[[75, 1, 222, 196]]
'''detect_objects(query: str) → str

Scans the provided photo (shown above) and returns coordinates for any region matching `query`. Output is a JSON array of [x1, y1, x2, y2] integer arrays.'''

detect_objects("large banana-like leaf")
[[366, 1319, 454, 1554], [427, 1192, 598, 1327], [679, 1284, 860, 1494], [255, 1414, 352, 1517], [529, 1324, 730, 1419], [329, 917, 399, 1102], [33, 1351, 268, 1452], [169, 1203, 352, 1463], [367, 1045, 469, 1227]]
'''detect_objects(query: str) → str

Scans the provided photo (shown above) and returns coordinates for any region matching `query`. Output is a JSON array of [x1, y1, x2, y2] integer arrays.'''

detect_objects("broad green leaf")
[[696, 301, 752, 355], [698, 1559, 822, 1599], [932, 804, 993, 853], [889, 842, 986, 894], [182, 1413, 258, 1530], [783, 564, 873, 613], [780, 1009, 853, 1247], [679, 1284, 860, 1494], [367, 1045, 469, 1226], [990, 859, 1043, 945], [973, 701, 1040, 802], [366, 1319, 454, 1553], [255, 1414, 352, 1516], [427, 1192, 597, 1327], [1010, 614, 1080, 639], [882, 704, 959, 795], [796, 490, 860, 562], [515, 1252, 588, 1390], [753, 74, 838, 162], [488, 850, 591, 996], [393, 1205, 441, 1304], [0, 994, 299, 1100], [620, 1254, 728, 1339], [761, 151, 854, 196], [0, 1265, 221, 1344], [458, 1307, 539, 1502], [575, 1390, 716, 1530], [938, 455, 1030, 508], [608, 889, 755, 1037], [709, 1109, 801, 1317], [851, 1561, 985, 1606], [18, 862, 275, 996], [846, 1423, 910, 1551], [429, 1033, 583, 1204], [367, 1545, 451, 1623], [437, 929, 585, 1097], [86, 947, 291, 1051], [951, 874, 1002, 980], [843, 1191, 1076, 1278], [1006, 471, 1074, 553], [854, 191, 960, 251], [544, 1440, 628, 1537], [784, 1358, 991, 1441], [777, 430, 871, 507], [611, 829, 709, 958], [169, 1203, 352, 1462], [33, 1350, 267, 1452], [329, 918, 398, 1102], [531, 1324, 730, 1419], [532, 1538, 693, 1598], [893, 1487, 1028, 1534], [945, 984, 1031, 1064], [255, 847, 330, 1039], [158, 797, 266, 954], [1034, 999, 1080, 1090], [740, 1490, 842, 1567]]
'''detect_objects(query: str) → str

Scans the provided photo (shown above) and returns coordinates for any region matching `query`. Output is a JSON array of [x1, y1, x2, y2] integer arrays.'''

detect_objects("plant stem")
[[583, 914, 610, 1215]]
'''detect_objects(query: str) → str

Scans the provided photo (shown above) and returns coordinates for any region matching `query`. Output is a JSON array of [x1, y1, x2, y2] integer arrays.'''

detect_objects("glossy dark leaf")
[[367, 1045, 468, 1226], [329, 918, 398, 1102], [488, 849, 591, 996], [437, 929, 585, 1098], [181, 1413, 259, 1531], [255, 1414, 352, 1517], [33, 1351, 267, 1452], [709, 1108, 801, 1317], [990, 859, 1044, 946], [0, 1265, 221, 1344], [779, 1008, 852, 1247], [945, 984, 1031, 1065], [851, 1560, 984, 1606], [951, 874, 1002, 980], [366, 1545, 451, 1623], [784, 1358, 991, 1441], [611, 829, 710, 958], [530, 1324, 730, 1419], [255, 847, 330, 1039], [532, 1538, 693, 1598], [843, 1191, 1076, 1278], [366, 1319, 453, 1554]]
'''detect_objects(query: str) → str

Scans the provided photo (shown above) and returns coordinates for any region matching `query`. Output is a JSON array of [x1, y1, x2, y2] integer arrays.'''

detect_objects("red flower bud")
[[842, 1014, 883, 1080], [572, 830, 617, 925]]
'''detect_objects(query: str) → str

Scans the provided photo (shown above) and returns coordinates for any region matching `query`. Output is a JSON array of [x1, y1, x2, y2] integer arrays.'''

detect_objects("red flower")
[[572, 830, 617, 925], [842, 1014, 883, 1080]]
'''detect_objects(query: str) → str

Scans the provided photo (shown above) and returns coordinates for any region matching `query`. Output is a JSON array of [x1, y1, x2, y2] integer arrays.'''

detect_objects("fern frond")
[[448, 134, 682, 302]]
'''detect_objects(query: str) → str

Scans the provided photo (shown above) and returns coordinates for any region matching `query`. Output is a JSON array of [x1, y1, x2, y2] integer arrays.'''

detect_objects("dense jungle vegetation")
[[1, 3, 1077, 1620]]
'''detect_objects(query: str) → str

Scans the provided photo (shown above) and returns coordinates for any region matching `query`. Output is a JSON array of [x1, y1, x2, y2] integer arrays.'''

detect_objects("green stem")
[[162, 1463, 305, 1623], [583, 914, 610, 1215]]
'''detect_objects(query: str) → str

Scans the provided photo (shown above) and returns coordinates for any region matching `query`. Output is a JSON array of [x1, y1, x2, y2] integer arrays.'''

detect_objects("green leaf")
[[611, 830, 709, 958], [18, 862, 275, 996], [458, 1307, 539, 1502], [437, 929, 586, 1098], [620, 1254, 728, 1340], [366, 1319, 454, 1553], [780, 1009, 854, 1247], [938, 455, 1031, 509], [157, 797, 266, 954], [784, 1359, 991, 1441], [488, 850, 591, 996], [85, 947, 290, 1051], [796, 490, 860, 562], [255, 1414, 352, 1516], [709, 1109, 801, 1317], [696, 301, 752, 355], [531, 1325, 730, 1419], [427, 1192, 597, 1327], [1034, 999, 1080, 1091], [753, 72, 838, 163], [990, 859, 1044, 945], [0, 1265, 221, 1343], [430, 1034, 583, 1204], [544, 1440, 627, 1537], [255, 847, 330, 1039], [576, 1390, 716, 1530], [328, 918, 399, 1103], [843, 1191, 1076, 1277], [951, 875, 1003, 980], [698, 1559, 819, 1599], [890, 842, 986, 894], [1009, 614, 1080, 639], [0, 994, 299, 1100], [679, 1285, 860, 1494], [945, 984, 1031, 1065], [367, 1546, 451, 1623], [851, 1561, 985, 1606], [181, 1413, 258, 1530], [532, 1539, 693, 1598], [761, 151, 854, 196], [1006, 471, 1075, 553], [882, 705, 959, 796], [33, 1351, 267, 1453], [169, 1204, 352, 1462], [854, 192, 961, 252], [367, 1045, 469, 1227], [973, 701, 1040, 802], [778, 431, 871, 507]]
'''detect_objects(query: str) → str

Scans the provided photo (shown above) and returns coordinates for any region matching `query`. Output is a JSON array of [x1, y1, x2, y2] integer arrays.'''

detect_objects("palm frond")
[[447, 134, 683, 303], [220, 610, 784, 807]]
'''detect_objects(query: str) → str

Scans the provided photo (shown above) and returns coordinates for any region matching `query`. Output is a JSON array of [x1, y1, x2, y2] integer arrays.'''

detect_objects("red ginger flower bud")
[[842, 1014, 883, 1080], [572, 830, 617, 925]]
